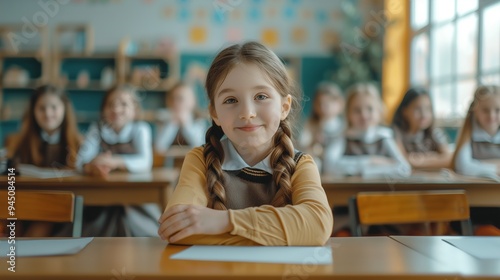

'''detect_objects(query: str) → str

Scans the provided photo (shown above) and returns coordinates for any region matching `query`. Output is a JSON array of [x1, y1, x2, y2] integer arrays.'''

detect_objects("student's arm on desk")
[[154, 122, 178, 152], [368, 137, 412, 178], [323, 137, 367, 176], [75, 123, 101, 172], [181, 119, 207, 147], [119, 122, 153, 172], [323, 137, 411, 178], [454, 141, 497, 177], [160, 148, 333, 246]]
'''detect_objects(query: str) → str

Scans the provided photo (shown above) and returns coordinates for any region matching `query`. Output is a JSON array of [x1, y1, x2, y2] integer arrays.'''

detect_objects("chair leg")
[[73, 196, 84, 237], [348, 197, 362, 237], [461, 219, 473, 236]]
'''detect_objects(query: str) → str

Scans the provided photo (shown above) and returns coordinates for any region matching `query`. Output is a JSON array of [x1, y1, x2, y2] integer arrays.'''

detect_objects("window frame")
[[409, 0, 500, 127]]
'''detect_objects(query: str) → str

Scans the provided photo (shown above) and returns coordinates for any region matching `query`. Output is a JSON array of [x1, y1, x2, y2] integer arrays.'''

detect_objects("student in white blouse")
[[452, 85, 500, 233], [298, 82, 344, 172], [453, 86, 500, 178], [324, 83, 411, 179], [154, 82, 207, 153], [75, 84, 159, 237]]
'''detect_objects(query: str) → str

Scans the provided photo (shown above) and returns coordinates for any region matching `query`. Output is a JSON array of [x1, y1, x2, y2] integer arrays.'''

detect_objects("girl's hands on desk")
[[370, 156, 395, 165], [91, 151, 118, 169], [83, 163, 111, 178], [157, 204, 233, 243]]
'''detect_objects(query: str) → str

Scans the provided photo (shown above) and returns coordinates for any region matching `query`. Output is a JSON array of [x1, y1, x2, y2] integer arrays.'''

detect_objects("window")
[[410, 0, 500, 121]]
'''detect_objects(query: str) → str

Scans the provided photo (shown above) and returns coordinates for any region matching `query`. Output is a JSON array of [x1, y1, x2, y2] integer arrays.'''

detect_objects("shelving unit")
[[0, 25, 50, 146], [117, 49, 180, 122]]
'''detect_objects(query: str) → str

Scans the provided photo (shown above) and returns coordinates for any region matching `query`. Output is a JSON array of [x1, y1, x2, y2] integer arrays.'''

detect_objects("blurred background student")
[[154, 81, 208, 167], [76, 84, 159, 236], [452, 85, 500, 236], [7, 84, 81, 237], [324, 83, 411, 178], [392, 88, 451, 170], [298, 82, 344, 172]]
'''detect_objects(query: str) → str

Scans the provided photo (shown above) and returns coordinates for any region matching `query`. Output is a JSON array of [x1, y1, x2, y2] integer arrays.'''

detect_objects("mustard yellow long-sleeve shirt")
[[165, 147, 333, 246]]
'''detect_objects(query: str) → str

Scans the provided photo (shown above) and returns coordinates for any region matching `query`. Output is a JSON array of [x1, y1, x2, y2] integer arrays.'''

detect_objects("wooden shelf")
[[0, 118, 22, 123], [2, 80, 42, 90], [64, 81, 110, 91], [58, 53, 116, 59], [0, 52, 43, 59]]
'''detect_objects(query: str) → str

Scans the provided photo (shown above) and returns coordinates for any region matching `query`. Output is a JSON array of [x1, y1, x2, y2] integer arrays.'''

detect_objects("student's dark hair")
[[392, 87, 434, 139], [204, 41, 302, 210], [8, 84, 81, 168]]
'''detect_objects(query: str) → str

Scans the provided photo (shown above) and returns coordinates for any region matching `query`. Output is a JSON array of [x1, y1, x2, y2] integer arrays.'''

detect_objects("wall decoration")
[[261, 28, 279, 47], [301, 9, 312, 20], [189, 26, 207, 44], [163, 6, 175, 18], [226, 27, 243, 43], [0, 0, 382, 55], [291, 26, 306, 45]]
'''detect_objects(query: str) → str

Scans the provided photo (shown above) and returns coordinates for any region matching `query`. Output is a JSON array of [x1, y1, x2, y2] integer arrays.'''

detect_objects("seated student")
[[6, 84, 81, 237], [453, 85, 500, 235], [392, 87, 451, 169], [155, 82, 207, 153], [75, 84, 160, 237], [298, 82, 344, 172], [324, 83, 411, 178], [157, 42, 333, 246]]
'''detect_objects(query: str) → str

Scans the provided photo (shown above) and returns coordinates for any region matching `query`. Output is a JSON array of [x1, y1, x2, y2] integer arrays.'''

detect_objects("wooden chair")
[[348, 190, 473, 236], [0, 190, 83, 237]]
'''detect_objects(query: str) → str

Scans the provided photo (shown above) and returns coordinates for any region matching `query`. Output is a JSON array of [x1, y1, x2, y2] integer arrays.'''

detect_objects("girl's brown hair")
[[451, 85, 500, 170], [8, 84, 81, 168], [204, 42, 301, 210], [166, 81, 205, 120], [310, 82, 343, 124], [344, 82, 384, 128], [101, 84, 142, 121]]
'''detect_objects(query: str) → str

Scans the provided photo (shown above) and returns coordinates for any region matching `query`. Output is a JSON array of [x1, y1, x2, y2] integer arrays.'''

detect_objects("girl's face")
[[348, 94, 381, 130], [103, 91, 136, 131], [211, 63, 291, 158], [34, 93, 65, 134], [314, 94, 343, 120], [474, 95, 500, 135], [402, 95, 433, 132], [167, 86, 196, 114]]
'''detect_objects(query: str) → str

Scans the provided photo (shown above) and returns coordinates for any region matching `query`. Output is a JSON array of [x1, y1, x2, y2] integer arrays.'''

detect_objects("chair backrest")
[[0, 190, 83, 237], [348, 190, 473, 236]]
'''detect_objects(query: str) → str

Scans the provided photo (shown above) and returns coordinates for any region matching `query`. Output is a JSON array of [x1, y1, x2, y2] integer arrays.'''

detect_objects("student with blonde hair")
[[453, 85, 500, 235], [324, 83, 411, 178], [158, 42, 333, 245]]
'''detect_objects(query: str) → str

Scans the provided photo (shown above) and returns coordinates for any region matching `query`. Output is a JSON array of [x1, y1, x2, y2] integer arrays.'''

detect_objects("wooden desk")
[[391, 236, 500, 279], [1, 168, 178, 209], [0, 237, 458, 280], [322, 171, 500, 207]]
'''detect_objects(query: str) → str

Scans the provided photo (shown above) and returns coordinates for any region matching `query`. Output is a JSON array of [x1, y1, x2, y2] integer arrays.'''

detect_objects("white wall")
[[0, 0, 358, 55]]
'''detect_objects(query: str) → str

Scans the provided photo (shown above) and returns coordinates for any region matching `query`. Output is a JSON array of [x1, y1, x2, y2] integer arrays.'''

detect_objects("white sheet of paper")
[[443, 237, 500, 259], [170, 245, 333, 264], [0, 238, 94, 257], [19, 164, 78, 179]]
